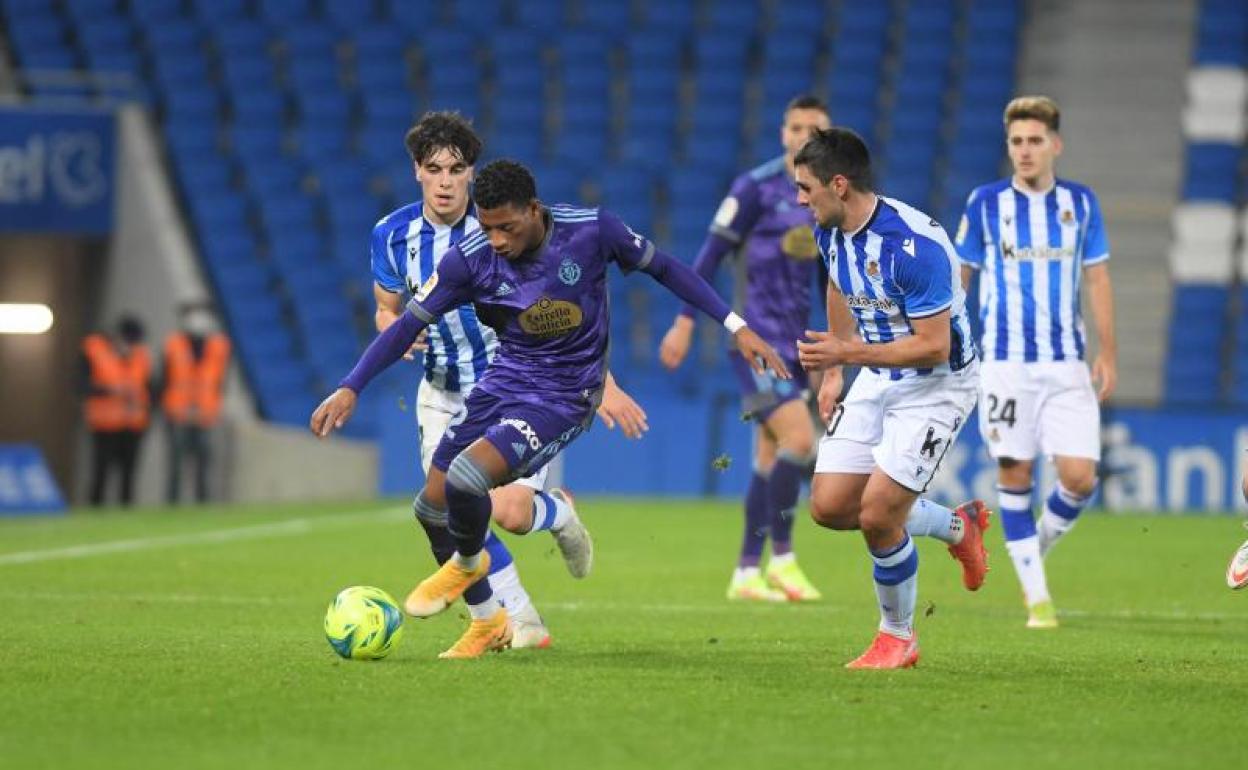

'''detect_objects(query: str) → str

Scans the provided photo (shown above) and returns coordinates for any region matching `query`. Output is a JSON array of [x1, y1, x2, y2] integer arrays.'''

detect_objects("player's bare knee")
[[856, 504, 897, 542], [1059, 463, 1098, 498], [489, 487, 534, 533], [997, 458, 1033, 489], [809, 490, 857, 530]]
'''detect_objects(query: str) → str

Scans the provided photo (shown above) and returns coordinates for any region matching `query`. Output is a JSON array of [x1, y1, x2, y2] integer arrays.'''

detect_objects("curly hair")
[[472, 159, 537, 210], [403, 111, 482, 166]]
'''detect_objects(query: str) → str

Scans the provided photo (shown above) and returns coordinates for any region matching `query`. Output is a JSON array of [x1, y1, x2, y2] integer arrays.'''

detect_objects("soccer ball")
[[324, 586, 405, 660]]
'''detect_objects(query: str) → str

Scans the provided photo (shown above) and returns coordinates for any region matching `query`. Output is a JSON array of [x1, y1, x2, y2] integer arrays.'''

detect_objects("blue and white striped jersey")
[[370, 201, 498, 393], [955, 179, 1109, 363], [816, 196, 977, 380]]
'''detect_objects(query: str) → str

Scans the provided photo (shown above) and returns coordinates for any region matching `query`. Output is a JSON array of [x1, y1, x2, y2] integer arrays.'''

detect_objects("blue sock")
[[482, 530, 513, 574], [870, 534, 919, 639], [739, 471, 770, 567], [767, 453, 805, 556], [528, 491, 566, 533], [1045, 482, 1090, 523], [997, 485, 1036, 542]]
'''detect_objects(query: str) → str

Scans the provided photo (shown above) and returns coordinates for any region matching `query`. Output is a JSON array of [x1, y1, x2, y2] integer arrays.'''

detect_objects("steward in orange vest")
[[161, 303, 231, 504], [81, 315, 151, 507], [162, 331, 230, 428]]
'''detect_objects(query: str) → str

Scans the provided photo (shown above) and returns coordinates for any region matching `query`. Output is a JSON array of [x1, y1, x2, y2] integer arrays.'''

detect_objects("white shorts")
[[815, 363, 980, 493], [416, 379, 548, 491], [977, 360, 1101, 461]]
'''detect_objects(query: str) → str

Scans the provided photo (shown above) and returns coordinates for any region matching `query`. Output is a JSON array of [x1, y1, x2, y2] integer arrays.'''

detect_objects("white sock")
[[1038, 483, 1088, 556], [466, 595, 501, 620], [872, 535, 918, 640], [905, 498, 963, 544], [769, 552, 796, 569], [454, 551, 481, 571], [530, 491, 574, 533], [733, 566, 760, 583], [488, 563, 535, 621], [1005, 536, 1050, 605]]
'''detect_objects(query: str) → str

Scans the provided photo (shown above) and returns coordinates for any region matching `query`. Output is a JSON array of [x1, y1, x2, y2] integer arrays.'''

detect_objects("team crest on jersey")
[[414, 271, 438, 300], [780, 226, 819, 260], [558, 257, 582, 286], [518, 297, 583, 338], [1061, 209, 1075, 224], [866, 260, 880, 277]]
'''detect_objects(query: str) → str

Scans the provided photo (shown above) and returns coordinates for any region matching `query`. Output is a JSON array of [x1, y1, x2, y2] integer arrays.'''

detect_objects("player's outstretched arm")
[[310, 311, 427, 437], [373, 282, 427, 358], [597, 372, 649, 439], [660, 234, 737, 370]]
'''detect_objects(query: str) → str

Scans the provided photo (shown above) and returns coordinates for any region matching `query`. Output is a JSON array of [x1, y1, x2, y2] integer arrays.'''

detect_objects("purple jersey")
[[407, 204, 654, 420], [689, 156, 820, 359]]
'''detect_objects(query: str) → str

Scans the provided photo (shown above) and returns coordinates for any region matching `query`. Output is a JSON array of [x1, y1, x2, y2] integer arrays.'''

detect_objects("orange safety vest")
[[83, 333, 151, 432], [162, 331, 230, 427]]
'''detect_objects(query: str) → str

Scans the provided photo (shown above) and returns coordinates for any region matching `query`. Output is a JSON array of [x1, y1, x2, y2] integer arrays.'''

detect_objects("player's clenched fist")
[[310, 387, 357, 438]]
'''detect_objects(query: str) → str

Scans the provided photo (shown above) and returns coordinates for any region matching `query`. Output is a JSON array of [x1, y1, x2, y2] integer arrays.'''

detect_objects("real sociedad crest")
[[558, 257, 582, 286]]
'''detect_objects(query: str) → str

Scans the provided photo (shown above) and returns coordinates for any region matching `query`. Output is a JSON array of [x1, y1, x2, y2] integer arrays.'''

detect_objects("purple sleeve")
[[339, 311, 426, 393], [642, 249, 732, 325], [708, 173, 764, 244], [677, 232, 735, 319]]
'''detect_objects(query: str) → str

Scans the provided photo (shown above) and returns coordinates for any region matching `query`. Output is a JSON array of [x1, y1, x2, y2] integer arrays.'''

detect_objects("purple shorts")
[[429, 385, 590, 482], [728, 351, 808, 423]]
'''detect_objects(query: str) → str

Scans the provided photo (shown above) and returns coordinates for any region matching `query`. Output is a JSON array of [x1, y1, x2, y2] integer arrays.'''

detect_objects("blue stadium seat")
[[627, 30, 684, 68], [641, 0, 695, 31], [761, 31, 818, 71], [230, 88, 286, 125], [62, 0, 119, 22], [582, 2, 632, 30], [362, 90, 417, 125], [771, 1, 825, 32], [190, 0, 246, 21], [214, 21, 272, 57], [512, 0, 564, 27], [17, 47, 79, 70], [708, 0, 761, 31], [165, 87, 220, 121], [231, 126, 286, 167], [694, 70, 745, 103], [354, 57, 408, 93], [695, 32, 748, 70], [7, 16, 65, 50], [1182, 143, 1242, 202], [142, 18, 202, 55], [491, 28, 542, 64], [290, 58, 340, 91], [152, 52, 209, 90], [294, 125, 351, 158], [188, 192, 250, 233], [78, 18, 135, 54], [259, 193, 320, 235], [353, 25, 407, 62], [628, 64, 679, 103], [964, 38, 1018, 70], [257, 0, 313, 25], [903, 2, 955, 35], [326, 0, 384, 28], [245, 158, 304, 199], [562, 63, 610, 96], [88, 49, 142, 74], [559, 30, 609, 66], [497, 66, 544, 100], [298, 90, 352, 122], [837, 3, 890, 35]]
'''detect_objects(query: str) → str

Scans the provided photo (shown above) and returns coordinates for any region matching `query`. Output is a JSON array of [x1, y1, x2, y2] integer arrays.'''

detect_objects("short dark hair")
[[785, 94, 828, 116], [403, 111, 482, 166], [473, 159, 537, 210], [792, 127, 872, 191]]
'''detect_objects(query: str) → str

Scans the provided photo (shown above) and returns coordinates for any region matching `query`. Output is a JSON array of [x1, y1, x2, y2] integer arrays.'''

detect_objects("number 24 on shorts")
[[986, 394, 1017, 428]]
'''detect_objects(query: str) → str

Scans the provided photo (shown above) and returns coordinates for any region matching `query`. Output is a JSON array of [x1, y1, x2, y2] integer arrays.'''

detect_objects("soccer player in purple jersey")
[[659, 95, 830, 603], [793, 128, 990, 669], [311, 160, 788, 658], [371, 111, 650, 650]]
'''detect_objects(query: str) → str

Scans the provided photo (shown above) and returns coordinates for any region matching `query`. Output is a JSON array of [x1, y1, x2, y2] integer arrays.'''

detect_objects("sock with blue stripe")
[[528, 490, 572, 533], [768, 453, 805, 557], [483, 530, 536, 620], [739, 471, 770, 567], [1038, 481, 1091, 556], [905, 498, 964, 544], [998, 485, 1049, 606], [870, 534, 919, 640]]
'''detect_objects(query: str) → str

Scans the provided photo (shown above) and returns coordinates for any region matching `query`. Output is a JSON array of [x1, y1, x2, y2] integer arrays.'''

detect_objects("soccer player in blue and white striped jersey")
[[370, 112, 648, 653], [955, 96, 1118, 629], [793, 128, 991, 669]]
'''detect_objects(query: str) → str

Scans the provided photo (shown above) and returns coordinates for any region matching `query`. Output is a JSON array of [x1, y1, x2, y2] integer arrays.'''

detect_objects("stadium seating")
[[1164, 0, 1248, 404], [0, 0, 1024, 430]]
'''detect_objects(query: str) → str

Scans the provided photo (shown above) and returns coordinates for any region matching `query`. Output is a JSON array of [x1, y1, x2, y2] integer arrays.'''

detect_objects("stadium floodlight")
[[0, 303, 53, 334]]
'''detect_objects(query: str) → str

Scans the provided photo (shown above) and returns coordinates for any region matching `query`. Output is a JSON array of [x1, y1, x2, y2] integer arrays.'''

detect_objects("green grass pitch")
[[1, 499, 1245, 769]]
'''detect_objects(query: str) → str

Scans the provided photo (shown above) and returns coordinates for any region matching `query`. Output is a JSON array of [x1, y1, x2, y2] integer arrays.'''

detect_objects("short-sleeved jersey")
[[955, 178, 1109, 363], [709, 156, 819, 358], [407, 205, 654, 413], [816, 196, 977, 380], [371, 201, 498, 393]]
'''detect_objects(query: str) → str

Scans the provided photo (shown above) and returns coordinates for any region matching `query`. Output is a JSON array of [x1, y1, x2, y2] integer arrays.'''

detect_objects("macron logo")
[[901, 238, 916, 257]]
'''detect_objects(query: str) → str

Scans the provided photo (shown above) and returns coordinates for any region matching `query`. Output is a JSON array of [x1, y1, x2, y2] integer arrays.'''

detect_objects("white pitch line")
[[0, 507, 407, 566]]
